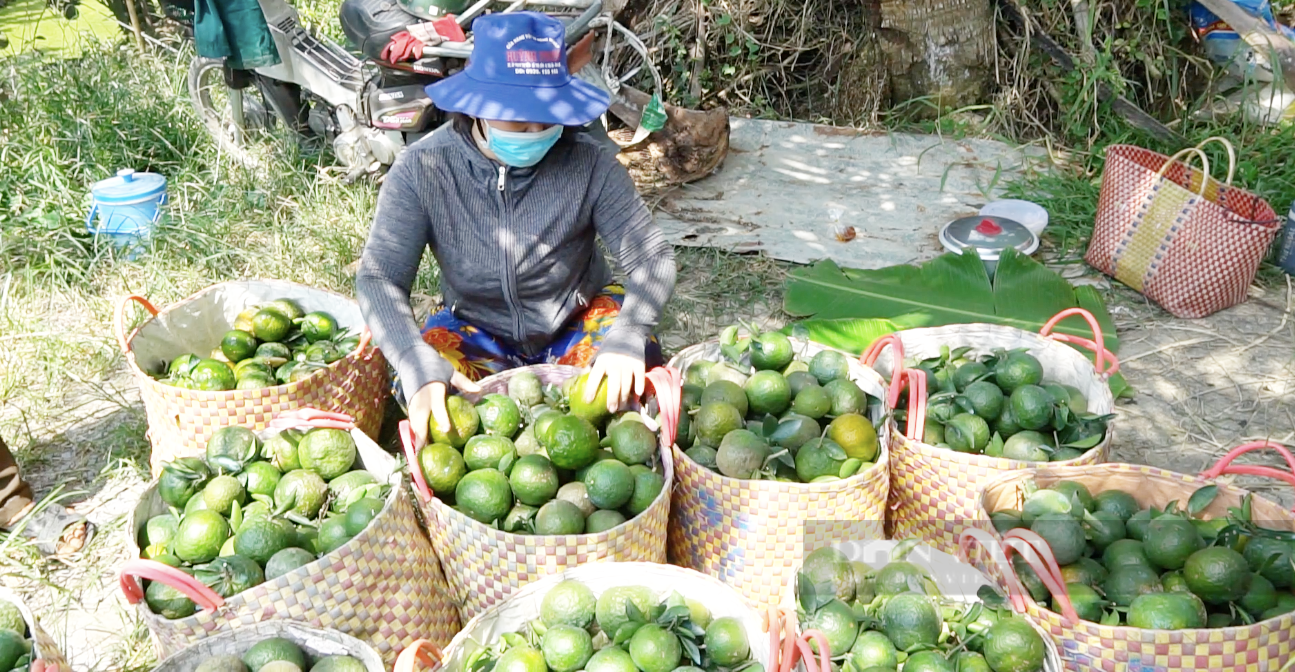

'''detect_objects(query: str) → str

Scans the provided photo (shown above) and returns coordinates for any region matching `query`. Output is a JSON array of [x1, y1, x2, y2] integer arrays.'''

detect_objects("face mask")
[[486, 124, 563, 168]]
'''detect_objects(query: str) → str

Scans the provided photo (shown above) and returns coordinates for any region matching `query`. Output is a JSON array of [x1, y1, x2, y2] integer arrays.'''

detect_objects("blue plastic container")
[[86, 168, 167, 257], [1278, 200, 1295, 277]]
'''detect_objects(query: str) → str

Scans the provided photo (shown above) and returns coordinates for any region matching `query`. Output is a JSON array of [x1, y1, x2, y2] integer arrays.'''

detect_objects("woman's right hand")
[[408, 372, 482, 449]]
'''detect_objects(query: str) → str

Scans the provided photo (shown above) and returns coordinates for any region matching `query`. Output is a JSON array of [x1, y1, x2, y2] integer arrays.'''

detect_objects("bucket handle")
[[401, 420, 434, 504], [645, 366, 682, 448], [999, 529, 1081, 624], [861, 335, 905, 409], [1200, 441, 1295, 510], [268, 408, 357, 432], [115, 295, 160, 355], [118, 559, 225, 613], [900, 369, 927, 441], [395, 639, 444, 672], [958, 528, 1029, 614], [1038, 308, 1119, 378]]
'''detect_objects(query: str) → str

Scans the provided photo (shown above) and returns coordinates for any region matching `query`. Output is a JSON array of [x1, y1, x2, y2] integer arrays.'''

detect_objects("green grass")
[[0, 0, 118, 58]]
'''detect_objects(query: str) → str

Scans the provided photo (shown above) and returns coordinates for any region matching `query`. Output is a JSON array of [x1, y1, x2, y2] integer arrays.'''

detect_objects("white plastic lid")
[[980, 199, 1048, 236]]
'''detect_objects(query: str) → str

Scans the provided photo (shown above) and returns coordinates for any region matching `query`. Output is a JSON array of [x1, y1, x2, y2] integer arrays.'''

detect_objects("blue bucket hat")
[[427, 12, 611, 126]]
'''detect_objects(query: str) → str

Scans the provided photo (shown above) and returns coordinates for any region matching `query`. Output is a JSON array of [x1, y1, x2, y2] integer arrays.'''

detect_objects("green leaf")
[[779, 317, 907, 357], [1100, 610, 1121, 626], [1062, 433, 1105, 450], [661, 605, 691, 623], [720, 344, 745, 364], [1188, 485, 1220, 516], [761, 414, 779, 439], [783, 249, 1125, 394], [626, 599, 647, 625], [823, 441, 849, 461], [680, 636, 702, 666], [977, 585, 1008, 609], [614, 623, 642, 645], [229, 501, 243, 531], [770, 418, 808, 443], [720, 326, 739, 347]]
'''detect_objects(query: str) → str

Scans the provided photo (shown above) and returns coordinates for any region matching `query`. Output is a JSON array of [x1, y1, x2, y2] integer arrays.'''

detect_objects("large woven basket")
[[116, 281, 390, 477], [120, 412, 460, 665], [402, 365, 677, 625], [975, 443, 1295, 672], [0, 588, 67, 671], [774, 534, 1064, 672], [151, 620, 385, 672], [862, 308, 1118, 555], [665, 338, 891, 613], [395, 562, 774, 672]]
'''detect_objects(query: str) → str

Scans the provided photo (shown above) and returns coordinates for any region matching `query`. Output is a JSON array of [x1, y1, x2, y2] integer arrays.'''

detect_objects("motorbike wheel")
[[62, 2, 78, 19], [187, 57, 269, 165]]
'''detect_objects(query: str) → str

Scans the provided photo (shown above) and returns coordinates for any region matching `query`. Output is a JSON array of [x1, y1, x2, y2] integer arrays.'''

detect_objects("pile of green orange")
[[990, 480, 1295, 628], [463, 579, 757, 672], [677, 330, 879, 483], [153, 297, 356, 391], [140, 426, 388, 620], [795, 545, 1047, 672], [898, 347, 1110, 462], [193, 636, 366, 672], [416, 371, 666, 535], [0, 600, 32, 672]]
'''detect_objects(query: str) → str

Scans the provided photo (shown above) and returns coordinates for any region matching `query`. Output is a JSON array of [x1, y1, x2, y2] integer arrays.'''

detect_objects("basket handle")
[[860, 334, 905, 409], [351, 327, 373, 358], [115, 295, 159, 355], [268, 408, 357, 431], [1038, 308, 1119, 378], [1000, 529, 1081, 624], [645, 366, 682, 448], [763, 606, 797, 672], [958, 528, 1029, 614], [1200, 441, 1295, 509], [901, 369, 927, 441], [1195, 136, 1237, 184], [796, 630, 831, 672], [395, 639, 444, 672], [1154, 147, 1211, 198], [400, 420, 434, 503], [118, 559, 225, 612]]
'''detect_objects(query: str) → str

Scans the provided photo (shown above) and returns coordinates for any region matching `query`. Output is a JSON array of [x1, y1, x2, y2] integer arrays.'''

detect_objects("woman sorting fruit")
[[357, 12, 676, 446]]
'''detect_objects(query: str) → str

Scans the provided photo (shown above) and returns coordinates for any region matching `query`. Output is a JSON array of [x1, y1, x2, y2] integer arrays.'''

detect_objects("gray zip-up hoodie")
[[356, 122, 676, 402]]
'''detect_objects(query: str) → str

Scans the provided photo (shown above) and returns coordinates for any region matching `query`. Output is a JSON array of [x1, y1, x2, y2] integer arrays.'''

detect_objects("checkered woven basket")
[[395, 562, 774, 672], [974, 445, 1295, 672], [0, 588, 67, 672], [151, 620, 385, 672], [1085, 139, 1281, 319], [862, 309, 1118, 555], [402, 365, 677, 625], [116, 281, 390, 477], [665, 339, 891, 613], [120, 414, 460, 665]]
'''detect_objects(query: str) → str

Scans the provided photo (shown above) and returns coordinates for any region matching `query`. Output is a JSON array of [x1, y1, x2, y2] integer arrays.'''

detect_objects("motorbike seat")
[[340, 0, 420, 62]]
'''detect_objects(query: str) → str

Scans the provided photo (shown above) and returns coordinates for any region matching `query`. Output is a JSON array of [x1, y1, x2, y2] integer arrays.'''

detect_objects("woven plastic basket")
[[120, 410, 460, 665], [665, 338, 891, 613], [394, 562, 774, 672], [0, 588, 67, 672], [773, 533, 1064, 672], [116, 281, 390, 477], [401, 365, 679, 625], [975, 443, 1295, 672], [151, 620, 385, 672], [861, 308, 1119, 555]]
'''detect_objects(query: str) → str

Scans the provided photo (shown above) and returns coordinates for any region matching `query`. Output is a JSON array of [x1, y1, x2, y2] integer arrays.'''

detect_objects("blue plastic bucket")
[[1277, 200, 1295, 277], [86, 168, 167, 257]]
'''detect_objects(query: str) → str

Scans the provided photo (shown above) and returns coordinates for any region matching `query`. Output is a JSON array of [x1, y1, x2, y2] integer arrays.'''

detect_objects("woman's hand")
[[408, 372, 482, 448], [585, 353, 645, 414]]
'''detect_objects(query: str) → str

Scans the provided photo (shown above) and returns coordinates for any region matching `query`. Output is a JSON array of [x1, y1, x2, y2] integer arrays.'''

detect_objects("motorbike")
[[184, 0, 665, 179]]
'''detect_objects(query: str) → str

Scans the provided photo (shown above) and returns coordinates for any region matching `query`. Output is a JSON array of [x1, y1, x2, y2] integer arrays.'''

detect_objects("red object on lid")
[[974, 218, 1004, 235]]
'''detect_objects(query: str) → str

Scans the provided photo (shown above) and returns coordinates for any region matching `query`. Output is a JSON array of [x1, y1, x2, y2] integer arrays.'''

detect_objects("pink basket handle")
[[1000, 529, 1080, 624], [400, 420, 434, 503], [958, 528, 1028, 614], [395, 639, 444, 672], [796, 630, 832, 672], [861, 335, 905, 408], [1038, 308, 1119, 377], [119, 559, 224, 612], [116, 295, 159, 355], [645, 366, 682, 448], [763, 606, 800, 672], [268, 408, 357, 431], [902, 369, 927, 441], [1200, 441, 1295, 510]]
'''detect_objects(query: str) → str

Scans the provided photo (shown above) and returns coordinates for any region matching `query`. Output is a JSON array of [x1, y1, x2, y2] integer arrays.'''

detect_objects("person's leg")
[[538, 285, 665, 369], [0, 435, 92, 556], [0, 436, 34, 528], [390, 305, 524, 410]]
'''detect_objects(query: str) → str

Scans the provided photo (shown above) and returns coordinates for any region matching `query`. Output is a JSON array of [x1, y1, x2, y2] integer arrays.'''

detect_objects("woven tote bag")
[[665, 338, 891, 613], [402, 365, 679, 625], [0, 588, 67, 672], [1085, 138, 1281, 318], [975, 443, 1295, 672], [394, 562, 775, 672], [861, 308, 1118, 555], [120, 411, 460, 665], [151, 620, 385, 672], [116, 281, 390, 477]]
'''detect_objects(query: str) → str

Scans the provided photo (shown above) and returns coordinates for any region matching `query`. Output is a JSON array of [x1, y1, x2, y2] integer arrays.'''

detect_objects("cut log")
[[609, 85, 730, 186]]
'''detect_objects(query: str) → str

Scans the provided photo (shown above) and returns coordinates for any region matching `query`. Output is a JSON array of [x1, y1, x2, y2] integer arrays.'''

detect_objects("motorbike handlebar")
[[564, 0, 603, 43]]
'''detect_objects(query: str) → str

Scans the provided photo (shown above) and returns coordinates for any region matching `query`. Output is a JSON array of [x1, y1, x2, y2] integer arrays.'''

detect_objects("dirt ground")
[[3, 254, 1294, 670]]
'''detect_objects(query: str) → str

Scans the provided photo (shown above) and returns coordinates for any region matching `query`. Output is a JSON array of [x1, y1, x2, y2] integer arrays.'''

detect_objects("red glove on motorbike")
[[381, 31, 424, 63]]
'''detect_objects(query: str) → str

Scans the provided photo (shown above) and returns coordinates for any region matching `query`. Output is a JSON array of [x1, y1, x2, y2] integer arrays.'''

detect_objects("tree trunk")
[[879, 0, 995, 111]]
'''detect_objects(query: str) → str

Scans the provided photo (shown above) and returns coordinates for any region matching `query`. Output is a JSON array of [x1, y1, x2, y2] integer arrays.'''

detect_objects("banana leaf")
[[783, 248, 1131, 397]]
